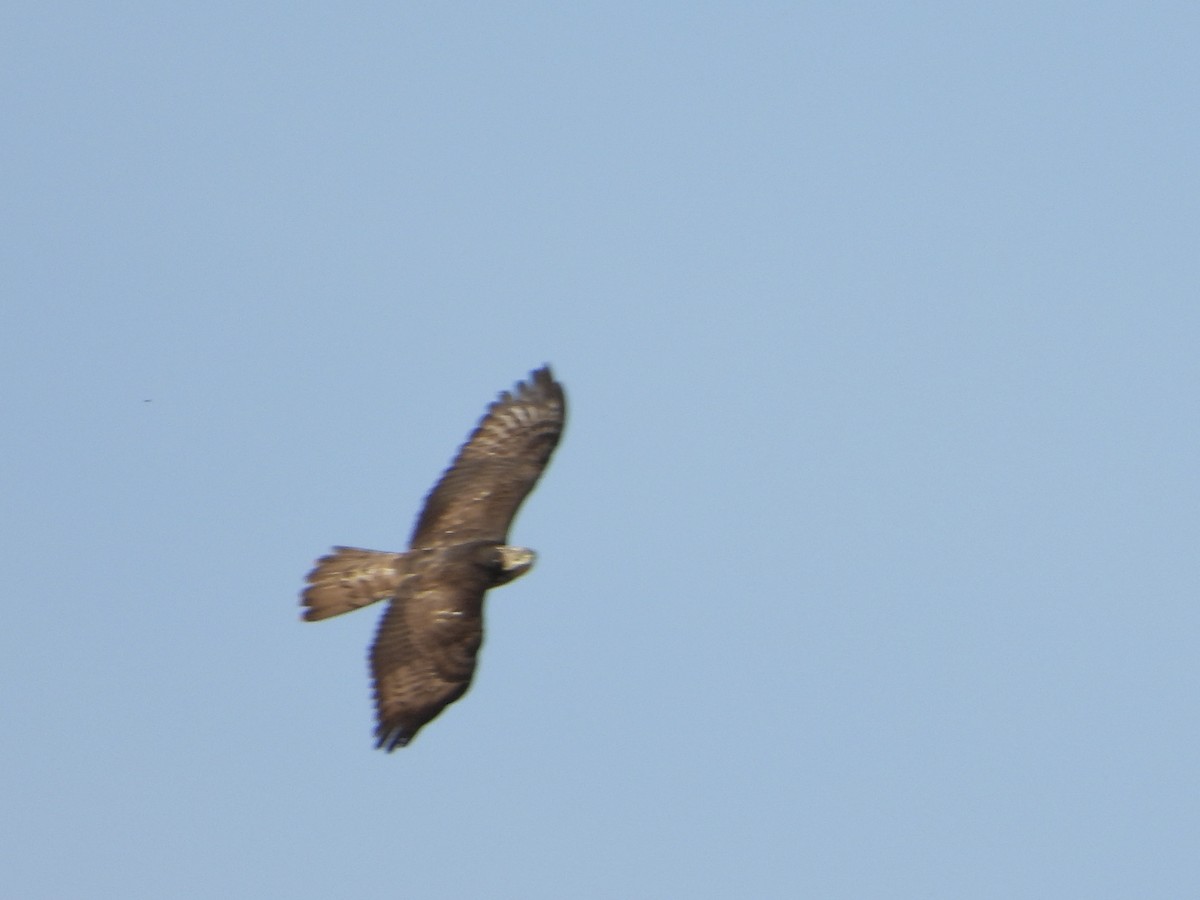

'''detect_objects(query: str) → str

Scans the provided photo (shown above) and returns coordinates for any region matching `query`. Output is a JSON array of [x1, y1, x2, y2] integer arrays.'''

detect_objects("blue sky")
[[3, 3, 1198, 898]]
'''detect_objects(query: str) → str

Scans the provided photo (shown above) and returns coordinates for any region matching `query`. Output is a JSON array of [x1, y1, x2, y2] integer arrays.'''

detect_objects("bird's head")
[[493, 545, 536, 585]]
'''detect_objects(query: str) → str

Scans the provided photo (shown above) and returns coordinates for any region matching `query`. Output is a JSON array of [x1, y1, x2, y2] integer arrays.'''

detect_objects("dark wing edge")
[[409, 365, 566, 548]]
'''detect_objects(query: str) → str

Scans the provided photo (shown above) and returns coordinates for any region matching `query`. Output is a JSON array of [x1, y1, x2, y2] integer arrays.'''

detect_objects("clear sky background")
[[4, 4, 1197, 898]]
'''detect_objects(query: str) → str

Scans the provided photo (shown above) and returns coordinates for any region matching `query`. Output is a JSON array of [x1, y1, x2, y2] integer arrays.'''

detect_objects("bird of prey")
[[302, 366, 566, 750]]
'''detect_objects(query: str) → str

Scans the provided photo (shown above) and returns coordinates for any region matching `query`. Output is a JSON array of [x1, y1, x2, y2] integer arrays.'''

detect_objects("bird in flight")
[[302, 366, 566, 750]]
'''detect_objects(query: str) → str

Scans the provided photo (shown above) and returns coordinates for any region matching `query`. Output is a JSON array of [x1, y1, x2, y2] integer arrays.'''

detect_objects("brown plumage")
[[302, 366, 565, 750]]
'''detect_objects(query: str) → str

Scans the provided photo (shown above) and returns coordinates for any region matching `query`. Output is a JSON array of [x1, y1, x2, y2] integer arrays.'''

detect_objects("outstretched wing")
[[410, 365, 565, 549], [369, 552, 493, 750]]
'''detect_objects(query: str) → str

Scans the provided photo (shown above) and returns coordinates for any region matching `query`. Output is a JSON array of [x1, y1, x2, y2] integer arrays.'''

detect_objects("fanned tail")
[[301, 547, 408, 622]]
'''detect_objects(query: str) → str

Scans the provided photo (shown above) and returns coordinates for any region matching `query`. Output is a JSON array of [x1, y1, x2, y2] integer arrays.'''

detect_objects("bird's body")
[[302, 366, 565, 750]]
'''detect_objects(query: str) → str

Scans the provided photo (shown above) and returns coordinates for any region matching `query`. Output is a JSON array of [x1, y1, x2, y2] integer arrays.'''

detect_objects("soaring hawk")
[[302, 366, 566, 750]]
